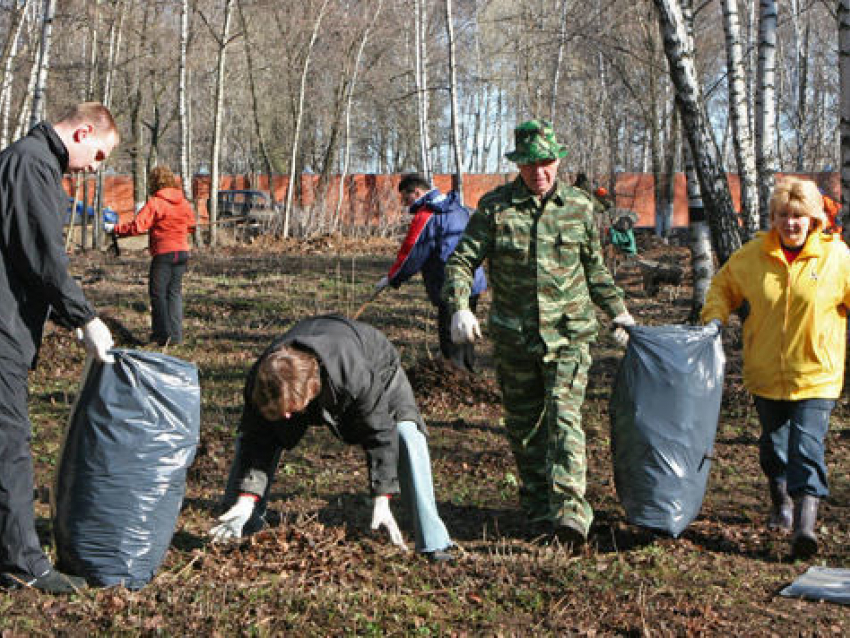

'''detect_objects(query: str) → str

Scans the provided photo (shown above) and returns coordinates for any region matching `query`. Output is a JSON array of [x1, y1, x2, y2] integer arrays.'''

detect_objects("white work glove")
[[450, 309, 481, 344], [210, 495, 256, 542], [706, 318, 723, 335], [102, 222, 115, 234], [375, 275, 389, 292], [77, 317, 115, 364], [370, 495, 408, 550], [611, 312, 636, 347]]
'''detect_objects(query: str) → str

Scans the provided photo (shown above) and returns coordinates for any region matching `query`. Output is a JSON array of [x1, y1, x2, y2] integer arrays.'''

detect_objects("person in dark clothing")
[[210, 314, 455, 561], [375, 173, 486, 373], [106, 165, 196, 345], [0, 102, 119, 594]]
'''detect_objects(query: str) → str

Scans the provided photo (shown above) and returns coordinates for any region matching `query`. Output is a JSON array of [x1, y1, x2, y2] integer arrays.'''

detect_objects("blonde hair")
[[769, 177, 827, 231], [252, 345, 320, 418]]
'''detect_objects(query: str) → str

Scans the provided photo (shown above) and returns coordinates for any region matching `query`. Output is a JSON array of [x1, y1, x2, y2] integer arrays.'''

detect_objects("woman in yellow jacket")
[[701, 177, 850, 559]]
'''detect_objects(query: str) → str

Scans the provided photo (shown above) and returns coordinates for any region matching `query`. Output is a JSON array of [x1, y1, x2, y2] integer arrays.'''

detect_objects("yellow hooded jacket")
[[701, 230, 850, 400]]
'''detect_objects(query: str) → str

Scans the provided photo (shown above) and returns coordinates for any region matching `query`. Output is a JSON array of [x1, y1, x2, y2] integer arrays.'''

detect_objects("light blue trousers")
[[222, 420, 452, 553]]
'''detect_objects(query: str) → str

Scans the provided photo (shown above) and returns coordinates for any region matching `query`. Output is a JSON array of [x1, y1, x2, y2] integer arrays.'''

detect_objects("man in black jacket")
[[210, 314, 455, 561], [0, 103, 119, 594]]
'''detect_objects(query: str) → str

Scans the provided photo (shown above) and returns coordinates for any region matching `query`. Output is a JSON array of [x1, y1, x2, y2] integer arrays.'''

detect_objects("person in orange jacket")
[[106, 165, 196, 345], [821, 192, 841, 234]]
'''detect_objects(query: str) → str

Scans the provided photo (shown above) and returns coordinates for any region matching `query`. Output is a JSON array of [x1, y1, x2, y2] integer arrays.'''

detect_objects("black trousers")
[[149, 251, 189, 345], [436, 295, 479, 373], [0, 358, 51, 577]]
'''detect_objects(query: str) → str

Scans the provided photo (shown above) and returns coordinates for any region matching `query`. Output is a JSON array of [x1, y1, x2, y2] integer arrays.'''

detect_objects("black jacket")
[[236, 314, 423, 497], [0, 123, 95, 367]]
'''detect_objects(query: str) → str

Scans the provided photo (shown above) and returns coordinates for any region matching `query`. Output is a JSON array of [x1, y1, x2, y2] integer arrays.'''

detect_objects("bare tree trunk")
[[29, 0, 55, 129], [413, 0, 431, 179], [179, 0, 192, 197], [14, 34, 38, 141], [840, 0, 850, 235], [652, 0, 741, 264], [0, 0, 30, 148], [335, 0, 382, 230], [237, 0, 274, 202], [282, 0, 329, 238], [755, 0, 777, 229], [131, 3, 152, 211], [721, 0, 758, 239], [549, 0, 569, 122], [445, 0, 463, 202], [208, 0, 236, 248]]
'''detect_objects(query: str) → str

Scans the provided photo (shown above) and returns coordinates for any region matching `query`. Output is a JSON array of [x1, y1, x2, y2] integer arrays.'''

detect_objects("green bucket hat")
[[505, 119, 568, 164]]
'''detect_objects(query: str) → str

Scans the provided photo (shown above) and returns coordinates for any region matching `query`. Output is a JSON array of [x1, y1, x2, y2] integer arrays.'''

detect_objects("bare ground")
[[1, 232, 847, 636]]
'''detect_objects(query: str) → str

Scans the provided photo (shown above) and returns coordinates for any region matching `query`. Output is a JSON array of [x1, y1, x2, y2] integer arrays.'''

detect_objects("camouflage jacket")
[[443, 177, 626, 359]]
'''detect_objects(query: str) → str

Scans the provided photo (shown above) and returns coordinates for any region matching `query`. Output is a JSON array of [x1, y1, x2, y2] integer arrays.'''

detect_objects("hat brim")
[[505, 146, 568, 164]]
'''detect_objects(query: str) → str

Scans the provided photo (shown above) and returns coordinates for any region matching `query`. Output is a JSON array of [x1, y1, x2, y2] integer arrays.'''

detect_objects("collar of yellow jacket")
[[759, 228, 827, 261]]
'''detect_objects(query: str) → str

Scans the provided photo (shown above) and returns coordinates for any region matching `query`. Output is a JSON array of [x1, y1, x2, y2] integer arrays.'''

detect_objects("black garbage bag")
[[53, 350, 200, 589], [609, 324, 724, 537]]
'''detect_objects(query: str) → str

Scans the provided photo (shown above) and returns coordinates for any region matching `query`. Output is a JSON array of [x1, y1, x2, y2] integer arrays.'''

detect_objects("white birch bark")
[[653, 0, 741, 263], [445, 0, 463, 203], [208, 0, 236, 247], [840, 0, 850, 235], [0, 0, 30, 148], [721, 0, 758, 240], [179, 0, 193, 204], [335, 0, 383, 229], [754, 0, 777, 229], [29, 0, 55, 129], [282, 0, 330, 238], [413, 0, 431, 179]]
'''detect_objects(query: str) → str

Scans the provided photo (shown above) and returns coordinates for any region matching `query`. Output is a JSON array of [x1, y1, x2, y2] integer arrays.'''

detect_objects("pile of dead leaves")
[[407, 357, 500, 411]]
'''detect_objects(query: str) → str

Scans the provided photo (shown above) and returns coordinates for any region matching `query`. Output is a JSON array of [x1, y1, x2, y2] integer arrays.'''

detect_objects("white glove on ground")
[[450, 309, 481, 344], [706, 318, 723, 334], [375, 275, 389, 292], [370, 495, 407, 550], [78, 317, 115, 364], [103, 222, 115, 234], [611, 312, 636, 347], [210, 495, 256, 542]]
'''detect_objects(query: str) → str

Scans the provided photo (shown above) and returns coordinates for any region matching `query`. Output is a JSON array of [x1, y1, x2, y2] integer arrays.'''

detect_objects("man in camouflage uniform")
[[442, 120, 635, 544]]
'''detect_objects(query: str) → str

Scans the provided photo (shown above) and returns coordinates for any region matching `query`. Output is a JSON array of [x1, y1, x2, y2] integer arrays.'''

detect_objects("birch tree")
[[754, 0, 777, 228], [652, 0, 741, 264], [721, 0, 758, 239], [282, 0, 330, 238], [0, 0, 31, 148], [840, 0, 850, 234], [206, 0, 236, 248], [445, 0, 462, 201], [413, 0, 431, 179], [29, 0, 56, 129], [179, 0, 193, 204], [334, 0, 382, 230]]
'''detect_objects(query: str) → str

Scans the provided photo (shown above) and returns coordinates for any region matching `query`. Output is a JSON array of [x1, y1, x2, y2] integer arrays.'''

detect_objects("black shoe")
[[422, 547, 457, 563], [0, 568, 87, 594]]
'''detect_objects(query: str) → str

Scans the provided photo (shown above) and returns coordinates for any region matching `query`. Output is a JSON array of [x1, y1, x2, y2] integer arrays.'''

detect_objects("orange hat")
[[595, 187, 608, 197]]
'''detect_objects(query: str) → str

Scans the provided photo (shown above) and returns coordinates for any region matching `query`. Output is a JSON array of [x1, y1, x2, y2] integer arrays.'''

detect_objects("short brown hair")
[[57, 102, 118, 138], [252, 345, 321, 419], [769, 177, 827, 231], [148, 165, 178, 195]]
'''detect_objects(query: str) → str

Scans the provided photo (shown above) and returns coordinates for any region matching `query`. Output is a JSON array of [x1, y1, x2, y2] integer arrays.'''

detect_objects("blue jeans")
[[753, 397, 833, 498], [222, 421, 452, 553]]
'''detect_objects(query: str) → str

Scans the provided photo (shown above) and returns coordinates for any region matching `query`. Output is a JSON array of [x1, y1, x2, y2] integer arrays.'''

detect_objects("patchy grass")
[[5, 235, 848, 636]]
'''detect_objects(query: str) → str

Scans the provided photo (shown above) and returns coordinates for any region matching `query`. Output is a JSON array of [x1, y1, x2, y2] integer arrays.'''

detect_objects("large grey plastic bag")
[[53, 349, 201, 589], [609, 324, 724, 537]]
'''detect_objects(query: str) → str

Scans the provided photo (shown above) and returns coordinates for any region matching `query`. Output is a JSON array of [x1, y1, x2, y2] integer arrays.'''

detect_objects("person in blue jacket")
[[375, 174, 486, 373]]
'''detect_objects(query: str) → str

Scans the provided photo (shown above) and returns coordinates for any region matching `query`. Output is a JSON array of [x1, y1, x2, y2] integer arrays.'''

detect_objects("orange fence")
[[63, 171, 842, 229]]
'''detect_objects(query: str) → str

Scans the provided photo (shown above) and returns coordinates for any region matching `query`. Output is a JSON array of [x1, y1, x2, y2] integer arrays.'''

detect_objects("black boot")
[[791, 495, 819, 559], [767, 479, 793, 531], [0, 567, 87, 594]]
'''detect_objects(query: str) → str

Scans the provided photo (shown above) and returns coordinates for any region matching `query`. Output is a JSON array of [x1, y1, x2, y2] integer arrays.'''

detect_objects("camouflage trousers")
[[494, 343, 593, 536]]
